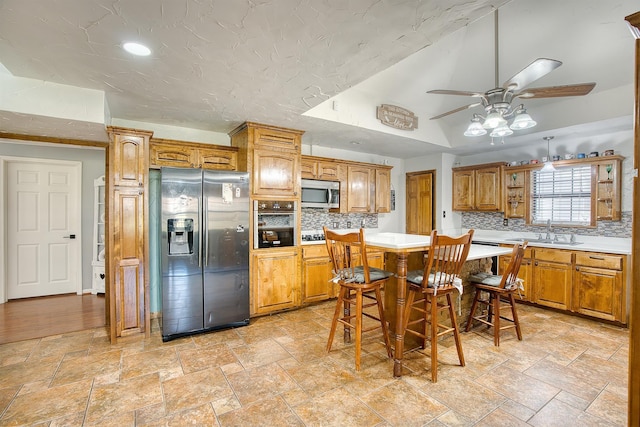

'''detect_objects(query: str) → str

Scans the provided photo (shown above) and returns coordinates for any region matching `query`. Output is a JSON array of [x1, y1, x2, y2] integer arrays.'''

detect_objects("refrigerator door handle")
[[198, 194, 202, 268], [203, 195, 209, 267]]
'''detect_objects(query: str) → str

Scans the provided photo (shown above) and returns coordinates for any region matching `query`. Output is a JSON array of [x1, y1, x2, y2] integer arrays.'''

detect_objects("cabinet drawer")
[[303, 244, 329, 258], [575, 252, 623, 270], [254, 127, 300, 151], [534, 248, 572, 264]]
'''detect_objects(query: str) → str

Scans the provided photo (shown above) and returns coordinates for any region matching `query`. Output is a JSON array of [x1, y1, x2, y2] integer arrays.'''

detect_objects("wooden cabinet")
[[252, 248, 300, 315], [150, 139, 238, 170], [532, 248, 573, 311], [106, 126, 152, 341], [504, 169, 528, 219], [594, 158, 622, 221], [452, 163, 503, 212], [302, 245, 334, 303], [498, 245, 533, 301], [230, 122, 303, 198], [347, 165, 373, 212], [375, 168, 392, 213], [91, 175, 106, 295], [301, 155, 341, 181], [573, 252, 625, 322], [251, 148, 299, 196]]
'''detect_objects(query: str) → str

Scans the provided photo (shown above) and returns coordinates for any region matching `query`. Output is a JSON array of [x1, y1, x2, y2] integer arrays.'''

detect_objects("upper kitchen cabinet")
[[594, 157, 623, 221], [346, 163, 393, 213], [230, 122, 304, 198], [105, 126, 152, 342], [375, 167, 392, 213], [150, 138, 238, 171], [301, 155, 342, 181], [452, 163, 504, 212]]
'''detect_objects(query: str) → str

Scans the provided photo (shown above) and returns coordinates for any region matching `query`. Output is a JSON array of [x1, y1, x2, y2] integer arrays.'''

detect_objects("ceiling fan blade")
[[430, 103, 482, 120], [427, 89, 483, 97], [502, 58, 562, 90], [516, 82, 596, 99]]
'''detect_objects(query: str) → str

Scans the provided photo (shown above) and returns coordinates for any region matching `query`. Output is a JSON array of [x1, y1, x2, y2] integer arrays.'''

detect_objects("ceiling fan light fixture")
[[463, 116, 487, 136], [510, 107, 537, 130], [489, 125, 513, 138], [483, 111, 507, 129]]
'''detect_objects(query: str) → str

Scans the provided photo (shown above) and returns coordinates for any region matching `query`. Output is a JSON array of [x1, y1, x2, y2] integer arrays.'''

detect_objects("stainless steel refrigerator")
[[160, 167, 250, 341]]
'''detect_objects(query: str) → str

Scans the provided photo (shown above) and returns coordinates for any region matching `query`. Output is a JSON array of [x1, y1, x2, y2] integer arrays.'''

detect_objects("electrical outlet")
[[347, 221, 352, 228], [503, 218, 508, 226], [332, 221, 339, 228]]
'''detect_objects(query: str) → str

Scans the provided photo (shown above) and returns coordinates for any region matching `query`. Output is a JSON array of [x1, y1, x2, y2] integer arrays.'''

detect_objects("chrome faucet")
[[545, 219, 552, 240]]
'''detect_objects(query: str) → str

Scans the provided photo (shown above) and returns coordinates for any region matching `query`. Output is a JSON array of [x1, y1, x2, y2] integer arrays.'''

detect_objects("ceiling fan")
[[428, 9, 596, 137]]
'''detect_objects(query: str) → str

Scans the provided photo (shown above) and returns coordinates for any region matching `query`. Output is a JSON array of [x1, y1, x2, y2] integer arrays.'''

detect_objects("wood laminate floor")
[[0, 300, 628, 426], [0, 293, 105, 345]]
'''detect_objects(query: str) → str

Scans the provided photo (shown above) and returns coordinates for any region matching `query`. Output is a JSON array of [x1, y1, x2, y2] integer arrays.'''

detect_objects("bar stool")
[[403, 229, 474, 383], [465, 242, 528, 346], [323, 227, 393, 371]]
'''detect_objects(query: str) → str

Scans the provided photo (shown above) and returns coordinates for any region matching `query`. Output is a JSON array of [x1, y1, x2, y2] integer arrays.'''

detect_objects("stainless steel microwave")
[[301, 179, 340, 209]]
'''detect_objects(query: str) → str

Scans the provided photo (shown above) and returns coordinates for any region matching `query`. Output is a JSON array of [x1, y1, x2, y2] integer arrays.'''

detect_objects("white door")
[[6, 158, 81, 299]]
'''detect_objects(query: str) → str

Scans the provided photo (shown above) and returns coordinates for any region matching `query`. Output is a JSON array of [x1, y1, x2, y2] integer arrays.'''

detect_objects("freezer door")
[[203, 171, 250, 328], [161, 167, 204, 337]]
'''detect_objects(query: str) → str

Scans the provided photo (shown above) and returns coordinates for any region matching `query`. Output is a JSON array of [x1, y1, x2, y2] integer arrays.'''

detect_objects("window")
[[531, 165, 592, 226]]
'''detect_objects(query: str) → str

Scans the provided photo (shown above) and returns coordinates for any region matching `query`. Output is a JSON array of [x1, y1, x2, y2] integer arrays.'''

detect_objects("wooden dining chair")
[[465, 241, 527, 346], [323, 227, 393, 371], [402, 229, 474, 383]]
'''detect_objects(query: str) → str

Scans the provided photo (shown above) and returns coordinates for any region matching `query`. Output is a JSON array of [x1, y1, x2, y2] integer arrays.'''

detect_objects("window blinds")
[[532, 165, 592, 225]]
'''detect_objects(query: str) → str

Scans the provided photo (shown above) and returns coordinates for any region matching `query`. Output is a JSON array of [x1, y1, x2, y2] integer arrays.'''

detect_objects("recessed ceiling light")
[[123, 42, 151, 56], [350, 141, 361, 145]]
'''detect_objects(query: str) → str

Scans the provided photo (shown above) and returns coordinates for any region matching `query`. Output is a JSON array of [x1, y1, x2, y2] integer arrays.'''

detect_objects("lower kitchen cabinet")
[[498, 245, 533, 301], [532, 248, 573, 311], [302, 245, 334, 304], [252, 248, 300, 315], [573, 252, 625, 322]]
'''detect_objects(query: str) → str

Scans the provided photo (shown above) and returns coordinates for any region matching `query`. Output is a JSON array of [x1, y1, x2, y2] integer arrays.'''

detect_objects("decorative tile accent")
[[461, 211, 632, 238], [301, 208, 378, 231]]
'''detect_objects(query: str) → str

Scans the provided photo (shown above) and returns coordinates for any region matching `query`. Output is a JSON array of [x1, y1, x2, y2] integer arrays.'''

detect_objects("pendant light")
[[541, 136, 556, 172]]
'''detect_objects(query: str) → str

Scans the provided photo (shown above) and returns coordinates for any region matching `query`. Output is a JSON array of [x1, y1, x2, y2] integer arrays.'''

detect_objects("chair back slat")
[[421, 230, 474, 290], [323, 227, 371, 284], [500, 242, 528, 289]]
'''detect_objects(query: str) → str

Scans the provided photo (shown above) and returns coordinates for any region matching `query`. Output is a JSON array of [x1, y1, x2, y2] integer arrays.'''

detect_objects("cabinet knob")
[[535, 261, 538, 266], [576, 267, 580, 271], [139, 182, 143, 186]]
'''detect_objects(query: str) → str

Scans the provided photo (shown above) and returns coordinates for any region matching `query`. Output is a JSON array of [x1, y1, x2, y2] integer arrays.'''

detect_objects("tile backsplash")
[[461, 211, 632, 238], [301, 208, 378, 230]]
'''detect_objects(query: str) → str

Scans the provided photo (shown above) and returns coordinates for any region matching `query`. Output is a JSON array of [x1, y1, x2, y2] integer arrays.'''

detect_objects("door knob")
[[63, 234, 76, 239]]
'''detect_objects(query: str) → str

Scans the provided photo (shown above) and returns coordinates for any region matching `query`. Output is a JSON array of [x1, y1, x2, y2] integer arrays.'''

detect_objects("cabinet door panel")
[[573, 266, 623, 321], [252, 149, 298, 196], [254, 127, 300, 151], [199, 147, 237, 170], [375, 168, 391, 213], [150, 143, 194, 168], [475, 167, 502, 211], [302, 257, 334, 303], [317, 162, 340, 181], [452, 170, 474, 211], [534, 260, 572, 310], [112, 135, 145, 187], [347, 166, 373, 212], [252, 250, 299, 314], [300, 158, 317, 179]]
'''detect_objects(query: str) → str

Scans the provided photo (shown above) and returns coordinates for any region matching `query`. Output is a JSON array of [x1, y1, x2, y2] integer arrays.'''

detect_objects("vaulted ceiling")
[[0, 0, 636, 158]]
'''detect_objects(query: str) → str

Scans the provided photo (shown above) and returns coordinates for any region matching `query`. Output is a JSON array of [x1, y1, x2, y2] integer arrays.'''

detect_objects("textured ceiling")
[[0, 0, 637, 158]]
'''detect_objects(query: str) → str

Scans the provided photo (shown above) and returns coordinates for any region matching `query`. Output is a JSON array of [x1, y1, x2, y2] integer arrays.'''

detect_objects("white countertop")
[[471, 229, 631, 255]]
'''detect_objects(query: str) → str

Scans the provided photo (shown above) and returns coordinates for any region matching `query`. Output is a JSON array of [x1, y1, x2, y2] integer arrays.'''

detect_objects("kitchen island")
[[364, 232, 512, 377]]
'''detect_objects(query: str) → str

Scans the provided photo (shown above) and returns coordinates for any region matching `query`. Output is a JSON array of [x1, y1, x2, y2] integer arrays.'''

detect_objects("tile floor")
[[0, 300, 628, 426]]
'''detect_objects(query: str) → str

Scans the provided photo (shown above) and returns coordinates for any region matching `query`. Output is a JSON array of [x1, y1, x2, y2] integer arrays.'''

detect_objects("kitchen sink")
[[505, 237, 582, 246]]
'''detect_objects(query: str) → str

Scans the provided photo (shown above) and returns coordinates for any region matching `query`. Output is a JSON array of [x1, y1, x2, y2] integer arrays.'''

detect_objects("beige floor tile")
[[232, 338, 292, 370], [524, 358, 603, 401], [293, 387, 383, 426], [177, 342, 238, 373], [218, 395, 303, 426], [498, 398, 537, 422], [162, 367, 234, 414], [361, 380, 448, 426], [0, 379, 92, 426], [0, 339, 39, 366], [51, 349, 122, 386], [586, 389, 627, 426], [0, 358, 59, 389], [475, 408, 531, 426], [86, 372, 163, 423], [285, 358, 357, 398], [528, 398, 617, 427], [475, 365, 560, 411], [121, 346, 179, 380], [226, 362, 301, 405]]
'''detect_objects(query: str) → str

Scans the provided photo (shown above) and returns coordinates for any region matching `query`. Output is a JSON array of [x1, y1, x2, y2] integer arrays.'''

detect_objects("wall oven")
[[301, 179, 340, 209], [253, 200, 297, 249]]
